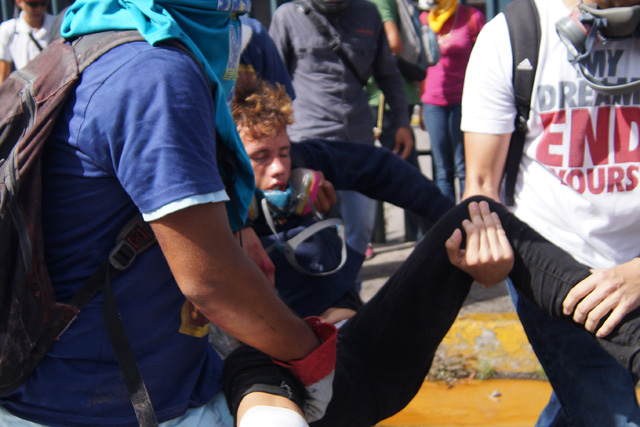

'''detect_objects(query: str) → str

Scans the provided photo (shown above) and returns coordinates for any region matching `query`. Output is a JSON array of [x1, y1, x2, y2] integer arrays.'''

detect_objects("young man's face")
[[17, 0, 48, 22], [239, 126, 292, 192]]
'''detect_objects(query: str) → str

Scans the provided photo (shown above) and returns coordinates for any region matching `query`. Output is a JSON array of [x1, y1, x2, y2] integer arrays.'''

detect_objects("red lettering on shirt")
[[568, 107, 610, 167], [614, 107, 640, 163], [586, 167, 606, 194], [535, 106, 640, 196], [538, 111, 565, 167]]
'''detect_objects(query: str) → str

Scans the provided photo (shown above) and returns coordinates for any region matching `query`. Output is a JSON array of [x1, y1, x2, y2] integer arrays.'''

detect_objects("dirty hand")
[[393, 126, 414, 159], [563, 258, 640, 338], [445, 201, 514, 287]]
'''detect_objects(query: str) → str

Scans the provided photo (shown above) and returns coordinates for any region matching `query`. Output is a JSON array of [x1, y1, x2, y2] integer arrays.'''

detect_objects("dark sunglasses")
[[23, 1, 47, 8]]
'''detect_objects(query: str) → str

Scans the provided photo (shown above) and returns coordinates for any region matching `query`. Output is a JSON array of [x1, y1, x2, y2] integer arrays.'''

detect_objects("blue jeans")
[[509, 281, 640, 426], [337, 189, 376, 255], [422, 103, 465, 202], [0, 391, 233, 426]]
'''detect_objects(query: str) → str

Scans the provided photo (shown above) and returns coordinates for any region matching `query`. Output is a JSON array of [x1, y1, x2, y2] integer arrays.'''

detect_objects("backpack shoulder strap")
[[72, 30, 145, 72], [502, 0, 540, 206]]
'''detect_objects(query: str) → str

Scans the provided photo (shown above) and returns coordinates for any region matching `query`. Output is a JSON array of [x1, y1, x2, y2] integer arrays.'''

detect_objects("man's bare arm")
[[150, 202, 319, 362], [382, 20, 403, 55], [0, 60, 11, 84], [462, 132, 512, 201]]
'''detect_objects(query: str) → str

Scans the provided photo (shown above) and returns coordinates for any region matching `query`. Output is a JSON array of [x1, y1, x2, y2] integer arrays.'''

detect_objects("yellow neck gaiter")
[[428, 0, 458, 33]]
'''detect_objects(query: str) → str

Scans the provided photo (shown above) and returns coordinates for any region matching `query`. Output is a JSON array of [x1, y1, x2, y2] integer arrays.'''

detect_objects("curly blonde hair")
[[232, 78, 294, 139]]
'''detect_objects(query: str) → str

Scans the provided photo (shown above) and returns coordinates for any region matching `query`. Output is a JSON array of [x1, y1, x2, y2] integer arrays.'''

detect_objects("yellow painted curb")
[[377, 379, 552, 426], [438, 313, 542, 375]]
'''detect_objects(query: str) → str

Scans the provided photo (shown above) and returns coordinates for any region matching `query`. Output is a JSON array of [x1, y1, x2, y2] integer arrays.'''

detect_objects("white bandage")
[[239, 406, 308, 427]]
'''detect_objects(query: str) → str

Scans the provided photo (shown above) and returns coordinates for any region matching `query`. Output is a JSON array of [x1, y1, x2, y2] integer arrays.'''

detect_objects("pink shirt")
[[420, 5, 485, 106]]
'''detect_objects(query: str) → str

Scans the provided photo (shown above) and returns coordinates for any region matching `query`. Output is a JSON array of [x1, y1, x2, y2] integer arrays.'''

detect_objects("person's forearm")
[[462, 132, 512, 201], [383, 20, 403, 54], [0, 60, 11, 84], [151, 202, 320, 362]]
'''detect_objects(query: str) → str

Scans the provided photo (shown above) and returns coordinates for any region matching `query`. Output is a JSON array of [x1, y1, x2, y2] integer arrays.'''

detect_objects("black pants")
[[224, 197, 640, 426], [313, 196, 640, 426]]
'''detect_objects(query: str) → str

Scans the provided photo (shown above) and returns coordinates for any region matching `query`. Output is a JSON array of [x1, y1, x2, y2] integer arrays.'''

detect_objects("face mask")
[[556, 2, 640, 95], [260, 168, 321, 218]]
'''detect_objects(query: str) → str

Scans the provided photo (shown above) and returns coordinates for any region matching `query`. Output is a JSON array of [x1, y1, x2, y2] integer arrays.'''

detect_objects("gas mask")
[[248, 168, 348, 276], [556, 2, 640, 95], [310, 0, 353, 13]]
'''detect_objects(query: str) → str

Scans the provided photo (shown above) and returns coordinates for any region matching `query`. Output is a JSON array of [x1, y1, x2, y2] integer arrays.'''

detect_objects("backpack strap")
[[67, 214, 159, 427], [28, 33, 43, 52], [502, 0, 540, 206], [72, 30, 145, 72], [68, 31, 160, 427], [294, 0, 369, 86]]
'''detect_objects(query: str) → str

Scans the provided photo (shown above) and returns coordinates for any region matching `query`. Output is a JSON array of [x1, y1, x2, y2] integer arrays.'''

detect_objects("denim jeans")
[[336, 189, 376, 255], [422, 103, 465, 202], [312, 197, 640, 426], [0, 391, 233, 427], [509, 281, 640, 426]]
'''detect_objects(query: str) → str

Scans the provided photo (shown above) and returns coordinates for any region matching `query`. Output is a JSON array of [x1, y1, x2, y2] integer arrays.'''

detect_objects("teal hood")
[[61, 0, 254, 231]]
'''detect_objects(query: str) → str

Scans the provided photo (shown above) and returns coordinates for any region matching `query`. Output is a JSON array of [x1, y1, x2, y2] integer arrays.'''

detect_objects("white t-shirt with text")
[[461, 0, 640, 269]]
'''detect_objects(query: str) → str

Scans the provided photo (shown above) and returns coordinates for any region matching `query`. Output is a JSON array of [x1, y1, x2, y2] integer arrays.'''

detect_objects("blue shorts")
[[0, 391, 233, 427]]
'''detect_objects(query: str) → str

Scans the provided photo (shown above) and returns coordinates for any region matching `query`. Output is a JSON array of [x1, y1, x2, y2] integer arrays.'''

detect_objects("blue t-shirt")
[[0, 42, 226, 426]]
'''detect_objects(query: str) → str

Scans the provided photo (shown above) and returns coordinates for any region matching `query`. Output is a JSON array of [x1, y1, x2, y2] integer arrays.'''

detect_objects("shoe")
[[364, 243, 375, 260]]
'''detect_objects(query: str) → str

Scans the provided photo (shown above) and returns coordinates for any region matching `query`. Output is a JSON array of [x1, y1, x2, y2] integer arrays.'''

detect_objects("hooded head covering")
[[61, 0, 255, 231]]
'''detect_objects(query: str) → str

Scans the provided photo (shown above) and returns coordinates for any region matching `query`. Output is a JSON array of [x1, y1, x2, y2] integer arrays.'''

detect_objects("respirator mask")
[[556, 2, 640, 95], [250, 169, 348, 276]]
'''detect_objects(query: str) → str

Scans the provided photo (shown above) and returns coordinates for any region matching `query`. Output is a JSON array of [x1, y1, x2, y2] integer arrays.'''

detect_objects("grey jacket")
[[269, 0, 410, 144]]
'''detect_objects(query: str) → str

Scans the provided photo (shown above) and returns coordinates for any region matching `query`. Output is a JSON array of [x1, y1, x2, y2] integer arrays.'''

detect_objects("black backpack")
[[502, 0, 541, 206], [0, 31, 160, 426]]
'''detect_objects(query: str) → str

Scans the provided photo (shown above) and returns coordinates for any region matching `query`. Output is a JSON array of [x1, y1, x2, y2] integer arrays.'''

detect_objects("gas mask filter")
[[556, 2, 640, 95]]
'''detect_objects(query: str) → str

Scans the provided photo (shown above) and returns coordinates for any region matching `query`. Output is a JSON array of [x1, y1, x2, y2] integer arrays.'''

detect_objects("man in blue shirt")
[[0, 1, 335, 426]]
